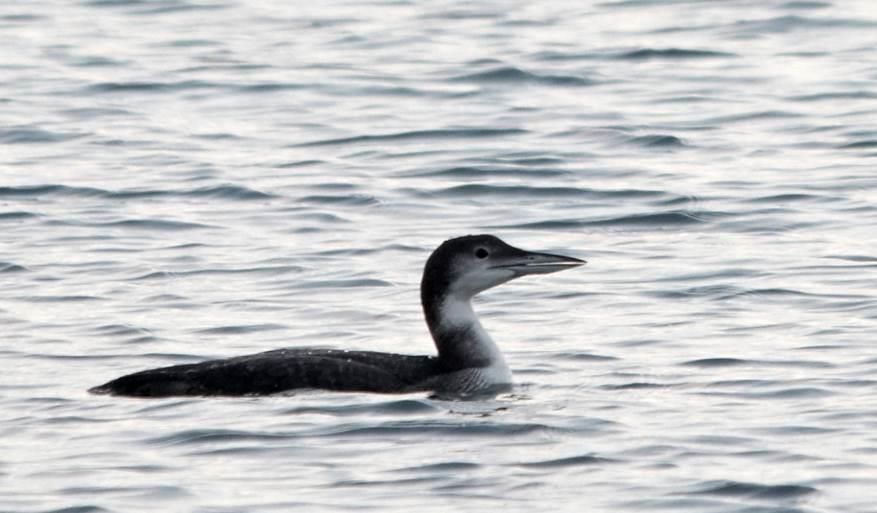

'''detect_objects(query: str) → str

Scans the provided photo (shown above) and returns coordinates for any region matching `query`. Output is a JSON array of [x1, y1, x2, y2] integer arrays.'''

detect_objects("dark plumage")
[[91, 349, 441, 396], [90, 235, 584, 398]]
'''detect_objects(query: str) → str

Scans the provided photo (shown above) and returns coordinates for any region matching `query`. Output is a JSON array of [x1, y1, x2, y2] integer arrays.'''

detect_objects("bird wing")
[[91, 348, 440, 397]]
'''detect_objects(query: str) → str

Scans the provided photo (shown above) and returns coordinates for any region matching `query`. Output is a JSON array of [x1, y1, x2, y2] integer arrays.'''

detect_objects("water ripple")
[[85, 80, 221, 93], [0, 184, 274, 201], [3, 1, 876, 511], [146, 429, 292, 446], [39, 507, 109, 513], [393, 461, 480, 473], [0, 126, 84, 144], [840, 140, 877, 149], [451, 66, 594, 86], [94, 219, 214, 231], [533, 47, 735, 61], [297, 194, 379, 206], [316, 420, 565, 438], [0, 262, 28, 273], [788, 91, 877, 102], [683, 358, 834, 369], [691, 480, 818, 500], [86, 0, 232, 15], [494, 210, 723, 230], [295, 128, 527, 147], [193, 324, 288, 335], [291, 279, 393, 289], [731, 14, 877, 35], [615, 48, 736, 60], [403, 165, 570, 179], [516, 454, 617, 468], [0, 210, 40, 221], [133, 266, 301, 280], [626, 134, 686, 148], [282, 399, 438, 416], [425, 183, 667, 199]]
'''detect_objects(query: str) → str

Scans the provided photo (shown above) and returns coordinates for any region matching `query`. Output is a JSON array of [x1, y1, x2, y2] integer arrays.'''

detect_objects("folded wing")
[[90, 348, 441, 397]]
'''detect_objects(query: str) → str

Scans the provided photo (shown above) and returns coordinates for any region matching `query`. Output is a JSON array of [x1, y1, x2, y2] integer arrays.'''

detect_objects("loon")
[[90, 235, 585, 398]]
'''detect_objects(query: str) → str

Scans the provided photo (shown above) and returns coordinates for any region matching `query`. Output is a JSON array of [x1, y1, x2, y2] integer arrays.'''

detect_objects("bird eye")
[[475, 248, 489, 259]]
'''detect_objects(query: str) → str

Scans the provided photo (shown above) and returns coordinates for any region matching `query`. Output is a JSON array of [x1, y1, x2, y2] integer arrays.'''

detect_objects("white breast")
[[437, 294, 512, 387]]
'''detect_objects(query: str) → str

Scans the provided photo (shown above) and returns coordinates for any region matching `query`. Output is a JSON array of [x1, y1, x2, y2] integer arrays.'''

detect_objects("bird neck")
[[422, 292, 508, 372]]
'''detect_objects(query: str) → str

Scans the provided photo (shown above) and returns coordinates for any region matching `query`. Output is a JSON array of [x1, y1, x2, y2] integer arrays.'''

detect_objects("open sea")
[[2, 1, 876, 512]]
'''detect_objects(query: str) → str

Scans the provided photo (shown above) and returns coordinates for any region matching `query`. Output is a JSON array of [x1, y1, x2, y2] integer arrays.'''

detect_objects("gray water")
[[2, 0, 877, 512]]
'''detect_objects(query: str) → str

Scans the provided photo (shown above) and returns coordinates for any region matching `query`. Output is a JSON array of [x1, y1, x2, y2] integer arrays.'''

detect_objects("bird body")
[[90, 235, 584, 398]]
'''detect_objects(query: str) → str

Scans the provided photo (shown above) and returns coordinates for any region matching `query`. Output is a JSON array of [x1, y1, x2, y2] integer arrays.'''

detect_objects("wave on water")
[[493, 210, 723, 230], [0, 184, 274, 201], [16, 295, 104, 303], [533, 47, 735, 61], [3, 1, 876, 512], [313, 419, 569, 438], [83, 219, 214, 231], [392, 461, 481, 473], [600, 382, 671, 390], [289, 278, 393, 289], [614, 48, 736, 60], [731, 14, 877, 35], [296, 194, 379, 206], [839, 140, 877, 149], [84, 0, 231, 15], [142, 420, 570, 447], [626, 134, 686, 148], [682, 358, 834, 369], [134, 265, 302, 280], [423, 183, 670, 201], [0, 126, 84, 144], [788, 91, 877, 102], [516, 454, 617, 468], [295, 128, 527, 147], [0, 211, 39, 220], [691, 480, 818, 500], [146, 429, 295, 447], [0, 262, 28, 273], [742, 193, 833, 204], [402, 165, 571, 179], [33, 506, 108, 513], [193, 324, 288, 335], [282, 399, 439, 416], [701, 110, 804, 124], [451, 66, 595, 86], [85, 80, 221, 94]]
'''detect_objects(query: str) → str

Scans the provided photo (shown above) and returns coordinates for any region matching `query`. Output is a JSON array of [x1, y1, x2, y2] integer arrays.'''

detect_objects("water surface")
[[2, 1, 876, 512]]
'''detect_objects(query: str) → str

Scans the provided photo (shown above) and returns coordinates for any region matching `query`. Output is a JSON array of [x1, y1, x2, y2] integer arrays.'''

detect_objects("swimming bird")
[[90, 235, 585, 398]]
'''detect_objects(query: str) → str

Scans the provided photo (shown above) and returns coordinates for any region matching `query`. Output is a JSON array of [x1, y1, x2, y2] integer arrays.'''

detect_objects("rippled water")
[[2, 1, 877, 512]]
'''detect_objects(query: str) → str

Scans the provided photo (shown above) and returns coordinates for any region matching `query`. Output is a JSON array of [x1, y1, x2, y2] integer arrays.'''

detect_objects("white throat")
[[436, 294, 511, 382]]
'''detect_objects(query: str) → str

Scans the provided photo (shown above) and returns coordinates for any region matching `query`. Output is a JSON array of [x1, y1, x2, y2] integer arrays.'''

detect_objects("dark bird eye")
[[475, 248, 489, 259]]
